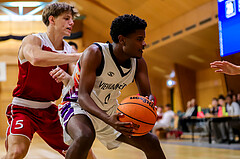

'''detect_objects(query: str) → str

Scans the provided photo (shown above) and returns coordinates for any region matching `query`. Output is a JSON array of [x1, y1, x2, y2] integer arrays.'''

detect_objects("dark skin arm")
[[78, 45, 133, 137], [135, 57, 155, 102]]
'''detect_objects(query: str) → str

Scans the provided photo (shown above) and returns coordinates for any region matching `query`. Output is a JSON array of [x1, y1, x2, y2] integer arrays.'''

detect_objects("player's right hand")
[[107, 114, 134, 138]]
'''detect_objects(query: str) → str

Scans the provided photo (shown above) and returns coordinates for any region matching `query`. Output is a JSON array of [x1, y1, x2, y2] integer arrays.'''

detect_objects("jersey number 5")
[[15, 120, 24, 129]]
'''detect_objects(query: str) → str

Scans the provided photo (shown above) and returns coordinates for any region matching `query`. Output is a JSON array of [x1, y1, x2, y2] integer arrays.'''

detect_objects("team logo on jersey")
[[99, 81, 127, 90], [107, 71, 115, 77]]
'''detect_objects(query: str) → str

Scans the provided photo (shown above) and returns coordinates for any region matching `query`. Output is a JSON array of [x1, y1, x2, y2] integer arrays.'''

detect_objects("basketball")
[[116, 95, 157, 136]]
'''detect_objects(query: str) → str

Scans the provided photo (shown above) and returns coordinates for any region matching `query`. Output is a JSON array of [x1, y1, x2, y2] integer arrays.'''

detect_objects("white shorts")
[[58, 101, 122, 150]]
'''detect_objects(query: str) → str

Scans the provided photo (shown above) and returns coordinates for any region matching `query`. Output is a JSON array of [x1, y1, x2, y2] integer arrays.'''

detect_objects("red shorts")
[[6, 104, 69, 156]]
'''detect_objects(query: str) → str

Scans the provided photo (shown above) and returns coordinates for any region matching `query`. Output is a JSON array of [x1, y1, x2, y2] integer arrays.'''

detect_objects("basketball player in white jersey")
[[52, 14, 166, 159], [2, 2, 95, 159]]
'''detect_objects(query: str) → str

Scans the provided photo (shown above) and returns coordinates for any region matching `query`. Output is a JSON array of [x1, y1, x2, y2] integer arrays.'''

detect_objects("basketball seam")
[[119, 102, 156, 118], [117, 108, 155, 125]]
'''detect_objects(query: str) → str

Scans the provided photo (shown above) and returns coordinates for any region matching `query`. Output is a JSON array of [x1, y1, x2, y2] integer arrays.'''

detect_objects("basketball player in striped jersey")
[[52, 14, 166, 159], [2, 2, 95, 159]]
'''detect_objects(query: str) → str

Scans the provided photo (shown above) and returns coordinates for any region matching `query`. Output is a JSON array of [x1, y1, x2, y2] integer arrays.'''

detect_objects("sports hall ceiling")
[[0, 0, 219, 78]]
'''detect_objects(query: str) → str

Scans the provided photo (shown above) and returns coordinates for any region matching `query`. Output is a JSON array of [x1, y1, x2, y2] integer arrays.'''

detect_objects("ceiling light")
[[152, 66, 166, 73], [2, 2, 43, 7], [166, 79, 176, 87], [188, 55, 205, 63]]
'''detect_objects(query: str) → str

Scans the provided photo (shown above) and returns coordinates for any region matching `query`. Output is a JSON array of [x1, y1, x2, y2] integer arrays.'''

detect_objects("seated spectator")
[[218, 94, 226, 106], [156, 105, 163, 121], [233, 94, 237, 102], [178, 98, 198, 132], [183, 101, 194, 118], [190, 98, 198, 117], [215, 95, 228, 143], [226, 94, 240, 116], [210, 98, 219, 116], [210, 95, 240, 143], [237, 93, 240, 105], [153, 104, 175, 134], [205, 98, 219, 117], [226, 94, 240, 142], [205, 97, 227, 143]]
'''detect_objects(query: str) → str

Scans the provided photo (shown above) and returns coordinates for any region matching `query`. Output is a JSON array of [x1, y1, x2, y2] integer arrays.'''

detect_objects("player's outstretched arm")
[[20, 35, 80, 67], [78, 45, 133, 137], [210, 60, 240, 75]]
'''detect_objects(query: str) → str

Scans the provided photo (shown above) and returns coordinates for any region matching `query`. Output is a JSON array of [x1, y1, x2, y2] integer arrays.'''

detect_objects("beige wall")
[[82, 22, 110, 50], [149, 76, 171, 107], [196, 68, 227, 108]]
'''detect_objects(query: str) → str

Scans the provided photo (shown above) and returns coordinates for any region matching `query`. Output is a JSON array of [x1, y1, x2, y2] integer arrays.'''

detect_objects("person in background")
[[189, 98, 198, 117], [232, 94, 237, 102], [156, 105, 164, 121], [225, 95, 240, 142], [206, 98, 219, 117], [205, 97, 226, 143], [218, 95, 226, 108], [210, 61, 240, 142], [226, 95, 240, 116], [68, 41, 78, 52], [178, 99, 197, 132], [152, 104, 175, 134], [183, 101, 192, 117], [236, 93, 240, 106]]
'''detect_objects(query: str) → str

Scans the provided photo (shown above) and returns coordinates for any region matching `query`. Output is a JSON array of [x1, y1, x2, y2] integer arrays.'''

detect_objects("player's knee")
[[74, 132, 95, 147]]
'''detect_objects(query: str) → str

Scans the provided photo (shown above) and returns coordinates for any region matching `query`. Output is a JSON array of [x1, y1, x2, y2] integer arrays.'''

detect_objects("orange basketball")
[[116, 95, 157, 136]]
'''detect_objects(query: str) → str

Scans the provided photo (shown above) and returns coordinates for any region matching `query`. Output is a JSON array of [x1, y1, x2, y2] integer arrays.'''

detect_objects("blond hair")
[[42, 2, 79, 26]]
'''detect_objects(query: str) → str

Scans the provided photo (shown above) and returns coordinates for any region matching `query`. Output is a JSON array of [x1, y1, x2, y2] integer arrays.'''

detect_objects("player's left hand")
[[49, 66, 71, 85]]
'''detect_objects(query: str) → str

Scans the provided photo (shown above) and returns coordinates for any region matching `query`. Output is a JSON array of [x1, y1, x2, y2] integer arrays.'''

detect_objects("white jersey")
[[62, 42, 137, 111]]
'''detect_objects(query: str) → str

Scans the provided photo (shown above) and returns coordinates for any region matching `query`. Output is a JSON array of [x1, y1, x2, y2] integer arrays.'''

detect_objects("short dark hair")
[[110, 14, 147, 43], [42, 2, 79, 26], [218, 94, 225, 100], [212, 97, 218, 101], [165, 104, 172, 109], [68, 41, 78, 50], [226, 94, 232, 99]]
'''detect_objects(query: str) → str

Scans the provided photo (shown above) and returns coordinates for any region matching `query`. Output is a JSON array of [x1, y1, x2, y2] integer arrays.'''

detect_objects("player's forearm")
[[30, 52, 80, 67], [78, 94, 111, 123]]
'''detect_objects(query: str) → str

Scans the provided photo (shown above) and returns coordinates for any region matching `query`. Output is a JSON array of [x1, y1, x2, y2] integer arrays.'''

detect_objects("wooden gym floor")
[[0, 135, 240, 159]]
